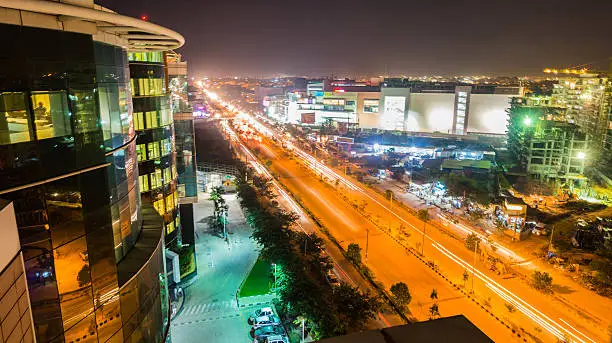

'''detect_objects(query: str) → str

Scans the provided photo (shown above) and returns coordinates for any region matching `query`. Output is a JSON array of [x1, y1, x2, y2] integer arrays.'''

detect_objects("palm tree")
[[428, 303, 440, 319]]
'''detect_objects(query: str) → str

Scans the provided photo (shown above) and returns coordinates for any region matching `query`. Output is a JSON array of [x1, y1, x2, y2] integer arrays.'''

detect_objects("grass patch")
[[239, 258, 271, 297]]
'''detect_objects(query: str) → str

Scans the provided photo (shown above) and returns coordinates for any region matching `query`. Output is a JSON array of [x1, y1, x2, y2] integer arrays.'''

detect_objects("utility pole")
[[365, 227, 369, 265], [422, 223, 426, 256], [548, 225, 555, 255], [471, 240, 478, 294]]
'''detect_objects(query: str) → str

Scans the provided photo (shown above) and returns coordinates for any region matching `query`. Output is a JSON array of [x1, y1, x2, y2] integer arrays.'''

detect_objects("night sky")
[[98, 0, 612, 77]]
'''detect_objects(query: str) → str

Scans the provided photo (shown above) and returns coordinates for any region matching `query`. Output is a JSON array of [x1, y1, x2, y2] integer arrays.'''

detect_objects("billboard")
[[382, 96, 406, 131], [301, 112, 316, 124]]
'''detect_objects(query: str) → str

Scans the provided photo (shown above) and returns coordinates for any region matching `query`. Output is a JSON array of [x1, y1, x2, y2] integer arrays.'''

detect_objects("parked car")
[[263, 335, 289, 343], [252, 315, 280, 329], [252, 325, 285, 343], [249, 307, 275, 324], [325, 273, 341, 287]]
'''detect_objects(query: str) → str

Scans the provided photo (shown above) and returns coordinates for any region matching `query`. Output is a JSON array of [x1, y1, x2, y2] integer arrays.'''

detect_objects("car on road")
[[252, 325, 285, 343], [249, 307, 275, 324], [262, 335, 289, 343], [325, 273, 341, 287], [251, 315, 281, 329]]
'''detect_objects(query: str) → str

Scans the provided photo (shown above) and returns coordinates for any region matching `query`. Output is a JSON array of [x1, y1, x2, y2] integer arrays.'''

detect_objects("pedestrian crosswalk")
[[180, 300, 238, 317]]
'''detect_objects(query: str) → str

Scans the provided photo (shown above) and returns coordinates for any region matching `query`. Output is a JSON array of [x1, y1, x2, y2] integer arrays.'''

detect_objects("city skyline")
[[99, 0, 612, 77]]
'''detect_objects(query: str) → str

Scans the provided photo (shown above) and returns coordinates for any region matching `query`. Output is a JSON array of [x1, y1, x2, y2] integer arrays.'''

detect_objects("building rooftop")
[[441, 159, 492, 170], [317, 315, 493, 343]]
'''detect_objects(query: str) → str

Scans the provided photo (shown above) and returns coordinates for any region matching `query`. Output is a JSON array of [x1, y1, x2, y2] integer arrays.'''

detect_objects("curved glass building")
[[0, 1, 184, 342]]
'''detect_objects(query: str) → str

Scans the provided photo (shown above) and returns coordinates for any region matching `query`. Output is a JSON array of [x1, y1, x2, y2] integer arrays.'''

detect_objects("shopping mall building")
[[270, 79, 523, 136], [0, 1, 183, 342]]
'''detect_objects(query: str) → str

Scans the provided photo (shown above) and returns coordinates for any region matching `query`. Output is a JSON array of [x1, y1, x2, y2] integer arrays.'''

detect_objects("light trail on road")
[[431, 242, 595, 343], [208, 91, 604, 343]]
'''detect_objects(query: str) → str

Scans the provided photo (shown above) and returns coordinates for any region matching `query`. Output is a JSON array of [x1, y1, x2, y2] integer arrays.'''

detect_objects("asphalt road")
[[251, 140, 525, 343]]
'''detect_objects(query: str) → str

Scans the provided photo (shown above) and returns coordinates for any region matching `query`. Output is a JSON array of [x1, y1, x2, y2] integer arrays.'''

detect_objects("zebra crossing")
[[180, 300, 238, 317]]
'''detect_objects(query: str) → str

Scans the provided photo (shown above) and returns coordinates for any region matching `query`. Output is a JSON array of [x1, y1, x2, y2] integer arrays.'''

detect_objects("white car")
[[251, 315, 280, 329], [249, 307, 275, 324], [263, 335, 288, 343]]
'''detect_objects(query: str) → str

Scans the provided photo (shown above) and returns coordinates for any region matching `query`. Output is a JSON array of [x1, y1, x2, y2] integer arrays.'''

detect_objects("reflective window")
[[71, 89, 100, 134], [150, 169, 163, 189], [147, 141, 160, 159], [153, 198, 164, 216], [127, 52, 163, 63], [95, 298, 122, 343], [136, 143, 146, 161], [0, 92, 31, 144], [31, 91, 72, 139], [139, 175, 149, 192], [145, 110, 159, 128], [134, 112, 144, 131]]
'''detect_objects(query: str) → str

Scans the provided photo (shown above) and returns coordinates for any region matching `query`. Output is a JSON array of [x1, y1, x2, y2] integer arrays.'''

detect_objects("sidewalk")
[[171, 193, 261, 343]]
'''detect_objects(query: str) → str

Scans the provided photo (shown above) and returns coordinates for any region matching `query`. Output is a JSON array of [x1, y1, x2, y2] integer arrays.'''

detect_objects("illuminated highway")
[[208, 91, 611, 343]]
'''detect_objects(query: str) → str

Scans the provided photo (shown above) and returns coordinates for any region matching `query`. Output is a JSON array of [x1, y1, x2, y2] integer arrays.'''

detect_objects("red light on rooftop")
[[140, 15, 148, 21]]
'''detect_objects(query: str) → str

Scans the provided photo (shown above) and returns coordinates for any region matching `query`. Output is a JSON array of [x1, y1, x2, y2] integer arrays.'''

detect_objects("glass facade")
[[0, 23, 169, 343], [128, 52, 181, 245]]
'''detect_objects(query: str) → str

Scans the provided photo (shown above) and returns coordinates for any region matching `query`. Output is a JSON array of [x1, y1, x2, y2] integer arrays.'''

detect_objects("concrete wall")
[[467, 94, 512, 135], [357, 92, 381, 129], [408, 93, 455, 133], [0, 201, 20, 270]]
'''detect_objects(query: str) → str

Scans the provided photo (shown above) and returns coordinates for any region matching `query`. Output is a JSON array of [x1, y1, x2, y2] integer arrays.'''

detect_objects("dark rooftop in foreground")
[[317, 315, 493, 343]]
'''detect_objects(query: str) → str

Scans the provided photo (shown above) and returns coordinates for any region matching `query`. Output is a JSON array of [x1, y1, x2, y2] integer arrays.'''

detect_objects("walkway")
[[171, 193, 262, 343]]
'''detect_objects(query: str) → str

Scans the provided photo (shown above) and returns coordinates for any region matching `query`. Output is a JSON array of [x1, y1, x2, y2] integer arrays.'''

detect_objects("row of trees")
[[237, 174, 380, 339]]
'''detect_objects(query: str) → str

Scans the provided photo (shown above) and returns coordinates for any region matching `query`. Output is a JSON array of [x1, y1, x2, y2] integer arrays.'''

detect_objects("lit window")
[[0, 92, 31, 145], [146, 111, 159, 128], [166, 220, 175, 235], [134, 112, 144, 130], [30, 91, 72, 139], [147, 141, 160, 159], [138, 175, 149, 193], [136, 144, 146, 161]]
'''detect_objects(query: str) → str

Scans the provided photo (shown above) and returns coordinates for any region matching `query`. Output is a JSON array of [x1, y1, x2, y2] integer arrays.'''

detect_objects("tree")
[[334, 284, 381, 330], [465, 233, 481, 252], [462, 270, 469, 288], [428, 303, 440, 319], [417, 209, 430, 255], [430, 288, 438, 301], [532, 271, 553, 293], [385, 189, 394, 201], [390, 282, 412, 307], [346, 243, 362, 265]]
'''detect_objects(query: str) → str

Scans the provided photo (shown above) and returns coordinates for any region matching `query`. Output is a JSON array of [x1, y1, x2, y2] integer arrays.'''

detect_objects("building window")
[[165, 193, 174, 212], [161, 138, 172, 156], [30, 91, 72, 139], [163, 167, 171, 185], [136, 143, 146, 161], [150, 169, 163, 189], [147, 141, 160, 159], [166, 220, 175, 235], [0, 92, 31, 145], [139, 175, 149, 192], [153, 198, 165, 216], [363, 99, 379, 113], [134, 112, 144, 130], [145, 111, 159, 128], [133, 78, 164, 96]]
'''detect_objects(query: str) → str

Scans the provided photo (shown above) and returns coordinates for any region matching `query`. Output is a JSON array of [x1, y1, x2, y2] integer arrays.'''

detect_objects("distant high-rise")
[[0, 1, 183, 342]]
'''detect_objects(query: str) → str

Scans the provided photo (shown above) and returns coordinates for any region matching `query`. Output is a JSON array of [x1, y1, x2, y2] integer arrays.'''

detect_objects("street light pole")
[[365, 226, 369, 266], [301, 317, 305, 343], [471, 240, 478, 294]]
